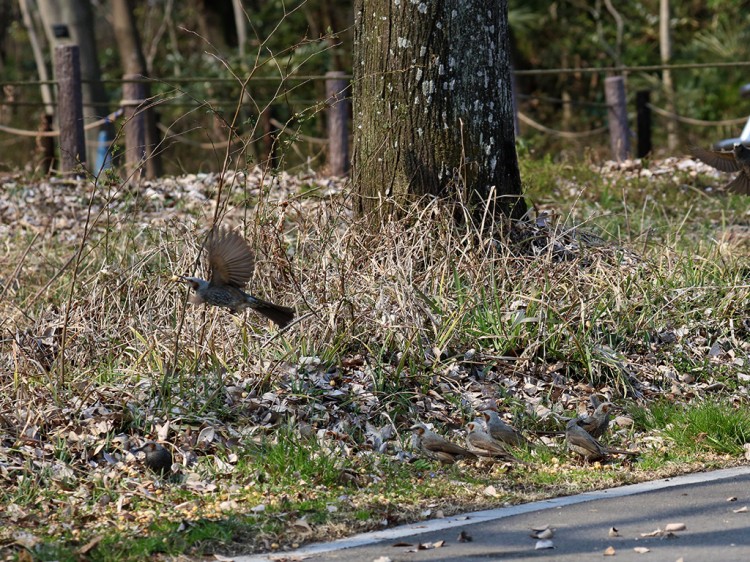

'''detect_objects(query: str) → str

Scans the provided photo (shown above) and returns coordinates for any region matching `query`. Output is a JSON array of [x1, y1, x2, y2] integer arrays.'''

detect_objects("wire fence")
[[2, 59, 750, 174]]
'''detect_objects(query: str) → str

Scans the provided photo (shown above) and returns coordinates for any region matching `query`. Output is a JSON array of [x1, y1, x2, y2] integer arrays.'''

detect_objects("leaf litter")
[[1, 159, 750, 556]]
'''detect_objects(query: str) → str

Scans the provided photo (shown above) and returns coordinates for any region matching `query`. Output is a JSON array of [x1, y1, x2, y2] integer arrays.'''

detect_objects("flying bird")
[[176, 227, 295, 327], [691, 143, 750, 194]]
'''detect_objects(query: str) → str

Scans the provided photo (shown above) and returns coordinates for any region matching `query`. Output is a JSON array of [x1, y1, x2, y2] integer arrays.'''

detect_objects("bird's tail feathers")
[[247, 296, 295, 328], [604, 447, 639, 456]]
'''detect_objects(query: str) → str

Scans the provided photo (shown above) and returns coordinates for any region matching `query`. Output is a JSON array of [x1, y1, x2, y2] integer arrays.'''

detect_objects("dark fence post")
[[54, 45, 86, 174], [122, 73, 146, 180], [636, 90, 652, 158], [605, 76, 630, 161], [325, 71, 349, 176]]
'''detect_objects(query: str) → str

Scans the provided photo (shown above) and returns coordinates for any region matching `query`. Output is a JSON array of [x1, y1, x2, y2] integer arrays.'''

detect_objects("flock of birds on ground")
[[410, 398, 638, 468], [134, 142, 750, 475], [136, 398, 638, 476]]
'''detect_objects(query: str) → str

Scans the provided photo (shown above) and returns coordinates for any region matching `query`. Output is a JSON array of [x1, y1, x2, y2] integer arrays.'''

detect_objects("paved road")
[[238, 466, 750, 562]]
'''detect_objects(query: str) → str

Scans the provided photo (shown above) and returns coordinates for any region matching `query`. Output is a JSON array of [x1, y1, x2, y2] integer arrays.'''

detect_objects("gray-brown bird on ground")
[[480, 410, 530, 447], [135, 442, 173, 475], [577, 401, 614, 440], [410, 423, 477, 464], [565, 418, 637, 463], [691, 143, 750, 194], [176, 227, 295, 327], [465, 421, 523, 463]]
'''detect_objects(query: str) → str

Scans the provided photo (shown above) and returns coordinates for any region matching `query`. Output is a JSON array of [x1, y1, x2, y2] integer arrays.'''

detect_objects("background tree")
[[352, 0, 526, 221], [111, 0, 162, 178]]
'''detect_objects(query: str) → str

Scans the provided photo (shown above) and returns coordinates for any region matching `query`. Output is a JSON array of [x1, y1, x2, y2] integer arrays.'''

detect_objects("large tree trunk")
[[352, 0, 525, 220], [111, 0, 162, 178]]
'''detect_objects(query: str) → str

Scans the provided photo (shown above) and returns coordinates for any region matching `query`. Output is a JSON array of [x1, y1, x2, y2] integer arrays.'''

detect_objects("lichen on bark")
[[352, 0, 526, 220]]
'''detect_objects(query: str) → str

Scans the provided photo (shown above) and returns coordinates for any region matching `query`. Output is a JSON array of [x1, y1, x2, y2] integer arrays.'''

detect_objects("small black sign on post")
[[54, 44, 86, 174], [636, 90, 652, 158]]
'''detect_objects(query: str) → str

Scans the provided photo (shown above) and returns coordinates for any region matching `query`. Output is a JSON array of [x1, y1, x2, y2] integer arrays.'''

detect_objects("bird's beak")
[[173, 275, 201, 292]]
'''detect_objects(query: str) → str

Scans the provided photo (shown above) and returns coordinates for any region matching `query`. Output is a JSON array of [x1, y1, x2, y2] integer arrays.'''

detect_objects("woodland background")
[[1, 0, 749, 175]]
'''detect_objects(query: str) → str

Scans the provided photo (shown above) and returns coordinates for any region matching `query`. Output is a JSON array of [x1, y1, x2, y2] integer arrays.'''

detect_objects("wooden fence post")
[[605, 76, 630, 161], [54, 44, 86, 174], [636, 90, 652, 158], [325, 71, 349, 176], [122, 73, 146, 179]]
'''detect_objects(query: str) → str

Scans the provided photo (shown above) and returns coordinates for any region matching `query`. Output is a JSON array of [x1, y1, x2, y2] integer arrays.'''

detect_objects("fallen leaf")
[[219, 500, 239, 512], [457, 530, 472, 542], [13, 532, 42, 549], [535, 539, 554, 550], [77, 535, 103, 554], [733, 506, 748, 513], [292, 517, 313, 534], [197, 426, 216, 445], [536, 528, 554, 539], [483, 485, 498, 497], [530, 524, 553, 539], [604, 546, 616, 556], [634, 546, 650, 553]]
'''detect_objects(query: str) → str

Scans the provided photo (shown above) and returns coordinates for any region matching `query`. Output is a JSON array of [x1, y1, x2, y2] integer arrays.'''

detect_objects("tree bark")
[[660, 0, 677, 151], [111, 0, 162, 178], [352, 0, 525, 220]]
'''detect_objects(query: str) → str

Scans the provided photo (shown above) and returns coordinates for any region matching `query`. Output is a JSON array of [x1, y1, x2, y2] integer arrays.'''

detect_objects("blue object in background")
[[95, 128, 113, 174]]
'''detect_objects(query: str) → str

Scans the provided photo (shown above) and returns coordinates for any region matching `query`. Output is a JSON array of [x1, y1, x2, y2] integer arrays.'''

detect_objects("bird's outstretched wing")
[[690, 146, 742, 172], [207, 227, 255, 288], [724, 172, 750, 194]]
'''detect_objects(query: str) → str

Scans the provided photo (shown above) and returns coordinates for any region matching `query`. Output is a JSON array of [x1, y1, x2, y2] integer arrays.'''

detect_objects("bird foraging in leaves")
[[135, 442, 173, 475], [176, 227, 295, 328], [465, 421, 524, 464], [691, 143, 750, 194], [565, 417, 637, 463], [577, 401, 614, 440], [410, 423, 477, 464], [480, 410, 530, 448]]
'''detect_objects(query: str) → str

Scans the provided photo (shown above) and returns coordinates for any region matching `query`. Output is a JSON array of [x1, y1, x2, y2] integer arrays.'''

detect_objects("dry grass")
[[1, 154, 750, 558]]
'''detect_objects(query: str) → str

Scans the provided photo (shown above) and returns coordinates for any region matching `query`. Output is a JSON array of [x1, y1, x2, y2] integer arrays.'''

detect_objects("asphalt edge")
[[233, 464, 750, 561]]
